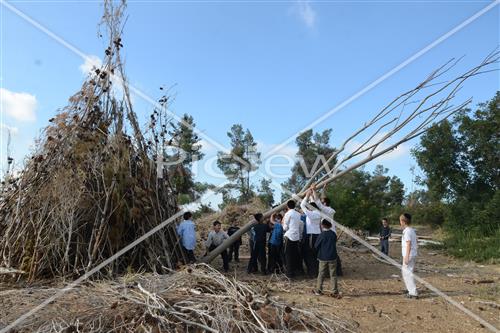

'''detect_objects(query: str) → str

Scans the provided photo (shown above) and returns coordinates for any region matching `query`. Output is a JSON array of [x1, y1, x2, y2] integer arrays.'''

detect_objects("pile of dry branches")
[[0, 1, 184, 281], [29, 264, 356, 333]]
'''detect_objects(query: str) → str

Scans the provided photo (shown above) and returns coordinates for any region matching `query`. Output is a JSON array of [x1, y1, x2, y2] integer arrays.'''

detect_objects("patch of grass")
[[422, 242, 445, 251], [475, 284, 500, 302], [443, 229, 500, 263]]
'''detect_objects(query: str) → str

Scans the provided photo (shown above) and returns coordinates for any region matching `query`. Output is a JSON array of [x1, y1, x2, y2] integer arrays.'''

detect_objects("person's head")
[[231, 219, 238, 226], [183, 211, 192, 221], [287, 200, 296, 210], [322, 197, 331, 207], [274, 213, 283, 223], [399, 213, 411, 227], [213, 220, 222, 232], [382, 217, 389, 227], [321, 219, 332, 230], [254, 213, 264, 223]]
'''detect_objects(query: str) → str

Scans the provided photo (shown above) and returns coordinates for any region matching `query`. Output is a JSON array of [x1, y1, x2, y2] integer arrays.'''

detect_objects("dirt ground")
[[212, 225, 500, 333], [1, 225, 498, 333]]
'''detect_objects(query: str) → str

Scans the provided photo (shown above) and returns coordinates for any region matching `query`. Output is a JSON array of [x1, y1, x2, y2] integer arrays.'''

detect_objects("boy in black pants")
[[227, 220, 242, 262], [314, 219, 339, 297], [205, 221, 229, 272], [379, 217, 391, 256], [247, 213, 269, 275]]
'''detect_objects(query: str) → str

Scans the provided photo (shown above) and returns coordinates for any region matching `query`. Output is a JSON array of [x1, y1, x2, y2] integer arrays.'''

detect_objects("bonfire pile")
[[0, 1, 184, 281], [29, 264, 357, 333]]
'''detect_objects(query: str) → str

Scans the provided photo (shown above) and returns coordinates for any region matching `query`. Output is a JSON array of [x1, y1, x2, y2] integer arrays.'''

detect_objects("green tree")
[[386, 176, 405, 208], [412, 120, 466, 201], [283, 129, 337, 194], [324, 166, 404, 231], [217, 124, 261, 203], [257, 178, 275, 207], [412, 92, 500, 260], [169, 114, 205, 203]]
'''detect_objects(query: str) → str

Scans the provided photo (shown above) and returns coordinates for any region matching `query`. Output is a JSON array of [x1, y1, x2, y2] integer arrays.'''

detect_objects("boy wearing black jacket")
[[379, 218, 391, 256], [314, 219, 339, 296], [227, 220, 242, 262], [247, 213, 269, 275]]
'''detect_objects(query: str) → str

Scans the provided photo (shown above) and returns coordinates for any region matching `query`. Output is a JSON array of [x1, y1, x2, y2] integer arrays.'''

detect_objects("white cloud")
[[292, 0, 317, 29], [344, 132, 411, 164], [79, 55, 102, 75], [182, 189, 222, 212], [376, 143, 410, 163], [0, 123, 19, 135], [0, 88, 37, 122]]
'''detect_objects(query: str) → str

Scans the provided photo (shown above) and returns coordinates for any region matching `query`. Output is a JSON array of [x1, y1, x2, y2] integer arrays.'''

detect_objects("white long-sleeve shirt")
[[300, 197, 321, 235], [314, 197, 336, 233], [283, 209, 302, 241]]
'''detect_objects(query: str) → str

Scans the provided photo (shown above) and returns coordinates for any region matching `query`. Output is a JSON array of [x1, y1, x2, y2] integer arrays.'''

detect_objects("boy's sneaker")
[[312, 290, 323, 296], [331, 291, 342, 299], [405, 293, 418, 299]]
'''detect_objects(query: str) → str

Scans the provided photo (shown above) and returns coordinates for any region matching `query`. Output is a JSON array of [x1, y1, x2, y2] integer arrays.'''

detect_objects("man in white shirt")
[[300, 190, 322, 277], [312, 186, 336, 234], [283, 200, 303, 278], [400, 213, 418, 298], [310, 184, 343, 276]]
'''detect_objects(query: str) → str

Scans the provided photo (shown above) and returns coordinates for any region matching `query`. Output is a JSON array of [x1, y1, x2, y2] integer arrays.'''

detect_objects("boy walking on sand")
[[400, 213, 418, 298], [206, 221, 230, 272], [379, 217, 391, 256], [314, 219, 339, 296]]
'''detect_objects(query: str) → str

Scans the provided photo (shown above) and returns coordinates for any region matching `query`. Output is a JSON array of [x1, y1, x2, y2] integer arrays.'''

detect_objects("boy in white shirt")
[[300, 189, 322, 277], [283, 200, 303, 278], [400, 213, 418, 299]]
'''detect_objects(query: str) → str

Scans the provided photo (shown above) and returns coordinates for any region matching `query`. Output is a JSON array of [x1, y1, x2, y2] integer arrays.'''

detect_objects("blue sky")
[[1, 0, 499, 208]]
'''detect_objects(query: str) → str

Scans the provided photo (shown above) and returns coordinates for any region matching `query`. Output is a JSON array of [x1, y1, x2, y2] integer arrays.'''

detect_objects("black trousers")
[[209, 244, 229, 272], [228, 243, 240, 262], [267, 243, 284, 273], [336, 254, 343, 276], [182, 246, 196, 264], [303, 234, 319, 277], [380, 239, 389, 256], [284, 237, 300, 278], [248, 241, 267, 273]]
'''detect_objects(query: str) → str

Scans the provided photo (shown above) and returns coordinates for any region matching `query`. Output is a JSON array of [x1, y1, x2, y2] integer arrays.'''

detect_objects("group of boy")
[[176, 193, 419, 299]]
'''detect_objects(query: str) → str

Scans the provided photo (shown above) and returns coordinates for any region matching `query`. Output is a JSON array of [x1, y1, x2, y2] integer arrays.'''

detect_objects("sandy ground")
[[212, 225, 500, 333], [1, 226, 499, 333]]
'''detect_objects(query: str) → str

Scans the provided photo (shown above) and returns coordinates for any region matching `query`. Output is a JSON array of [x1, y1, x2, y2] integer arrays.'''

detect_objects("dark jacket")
[[315, 229, 337, 261], [227, 226, 242, 246], [379, 226, 391, 240], [252, 223, 270, 243]]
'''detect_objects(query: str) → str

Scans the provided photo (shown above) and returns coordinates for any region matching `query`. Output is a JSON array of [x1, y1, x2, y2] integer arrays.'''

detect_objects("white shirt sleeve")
[[402, 229, 410, 243], [283, 211, 291, 231], [314, 197, 326, 211], [300, 197, 309, 213]]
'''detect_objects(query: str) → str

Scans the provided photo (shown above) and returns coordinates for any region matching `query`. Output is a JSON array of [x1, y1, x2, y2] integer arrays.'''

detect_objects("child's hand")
[[403, 256, 409, 265]]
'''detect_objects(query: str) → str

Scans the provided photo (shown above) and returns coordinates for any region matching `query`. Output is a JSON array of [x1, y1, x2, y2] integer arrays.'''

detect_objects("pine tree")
[[217, 124, 261, 203], [257, 178, 275, 207], [282, 129, 337, 195], [169, 114, 205, 203]]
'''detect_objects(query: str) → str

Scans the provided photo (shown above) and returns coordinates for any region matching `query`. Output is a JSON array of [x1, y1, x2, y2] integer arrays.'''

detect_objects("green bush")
[[444, 228, 500, 263]]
